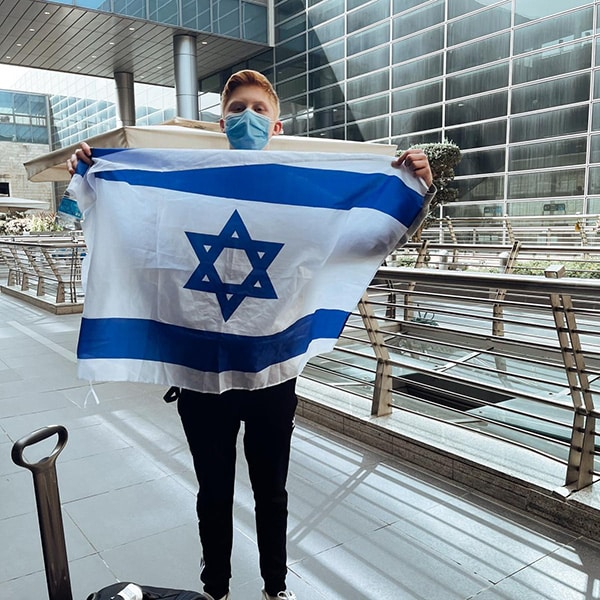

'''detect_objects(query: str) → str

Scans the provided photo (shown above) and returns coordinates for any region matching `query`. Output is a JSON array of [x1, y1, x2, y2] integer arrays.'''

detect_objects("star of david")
[[184, 210, 284, 321]]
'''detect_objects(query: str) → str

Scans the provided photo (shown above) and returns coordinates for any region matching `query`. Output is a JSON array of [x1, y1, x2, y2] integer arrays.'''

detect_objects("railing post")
[[403, 240, 429, 323], [544, 265, 597, 493], [492, 241, 521, 337], [357, 292, 392, 417]]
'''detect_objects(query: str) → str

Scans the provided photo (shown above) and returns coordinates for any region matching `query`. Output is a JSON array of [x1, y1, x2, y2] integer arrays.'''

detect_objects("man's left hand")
[[392, 149, 433, 188]]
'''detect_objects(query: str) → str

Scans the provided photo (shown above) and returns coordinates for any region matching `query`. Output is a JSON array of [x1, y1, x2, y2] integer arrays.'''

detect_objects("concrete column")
[[114, 71, 136, 126], [173, 34, 199, 120]]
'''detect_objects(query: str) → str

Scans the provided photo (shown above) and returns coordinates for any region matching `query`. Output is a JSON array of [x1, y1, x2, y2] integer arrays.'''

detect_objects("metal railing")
[[390, 240, 600, 278], [305, 266, 600, 496], [0, 236, 85, 304], [422, 213, 600, 247]]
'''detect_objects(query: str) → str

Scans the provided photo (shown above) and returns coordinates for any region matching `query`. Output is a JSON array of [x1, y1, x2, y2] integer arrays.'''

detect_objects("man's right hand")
[[67, 141, 93, 176]]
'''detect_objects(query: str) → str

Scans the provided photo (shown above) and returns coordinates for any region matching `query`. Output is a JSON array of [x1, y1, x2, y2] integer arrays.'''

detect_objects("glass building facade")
[[0, 91, 50, 144], [198, 0, 600, 217], [45, 0, 269, 43]]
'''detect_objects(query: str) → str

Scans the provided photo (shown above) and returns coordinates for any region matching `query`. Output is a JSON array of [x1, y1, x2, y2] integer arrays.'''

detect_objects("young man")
[[68, 70, 433, 600]]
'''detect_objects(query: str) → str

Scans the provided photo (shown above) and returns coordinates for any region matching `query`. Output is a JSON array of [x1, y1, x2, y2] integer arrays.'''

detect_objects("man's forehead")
[[226, 85, 272, 104]]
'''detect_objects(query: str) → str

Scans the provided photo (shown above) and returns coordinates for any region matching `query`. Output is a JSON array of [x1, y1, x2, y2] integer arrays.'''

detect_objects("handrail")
[[0, 237, 84, 304], [306, 265, 600, 495]]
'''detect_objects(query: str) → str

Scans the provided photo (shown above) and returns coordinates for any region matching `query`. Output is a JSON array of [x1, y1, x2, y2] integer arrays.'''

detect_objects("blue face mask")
[[224, 109, 272, 150]]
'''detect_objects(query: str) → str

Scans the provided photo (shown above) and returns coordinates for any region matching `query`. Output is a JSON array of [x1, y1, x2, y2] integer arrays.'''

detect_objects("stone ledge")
[[1, 285, 83, 314], [296, 380, 600, 540]]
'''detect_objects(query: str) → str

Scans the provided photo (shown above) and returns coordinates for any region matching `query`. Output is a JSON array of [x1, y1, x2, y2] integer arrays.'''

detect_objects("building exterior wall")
[[0, 90, 53, 205], [200, 0, 600, 219], [0, 141, 53, 202], [45, 0, 269, 43]]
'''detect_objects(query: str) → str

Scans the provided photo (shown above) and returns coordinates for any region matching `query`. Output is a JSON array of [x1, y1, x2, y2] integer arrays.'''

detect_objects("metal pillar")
[[173, 34, 199, 120], [114, 71, 136, 126]]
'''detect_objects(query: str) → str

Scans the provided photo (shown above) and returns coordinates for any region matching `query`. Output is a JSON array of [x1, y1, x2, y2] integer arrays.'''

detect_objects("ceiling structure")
[[0, 0, 269, 88]]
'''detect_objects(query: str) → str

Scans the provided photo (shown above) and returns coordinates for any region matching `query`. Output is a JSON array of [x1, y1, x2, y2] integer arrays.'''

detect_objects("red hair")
[[221, 70, 280, 117]]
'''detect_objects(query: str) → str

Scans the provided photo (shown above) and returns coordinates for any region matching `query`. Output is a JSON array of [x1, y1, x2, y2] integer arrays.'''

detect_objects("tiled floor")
[[1, 292, 599, 600]]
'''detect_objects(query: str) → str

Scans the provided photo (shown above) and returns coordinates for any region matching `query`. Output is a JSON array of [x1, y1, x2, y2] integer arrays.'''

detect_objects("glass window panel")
[[592, 102, 600, 129], [452, 176, 505, 202], [181, 0, 210, 30], [347, 70, 389, 100], [447, 120, 507, 150], [590, 135, 600, 163], [393, 1, 444, 39], [308, 0, 344, 26], [347, 116, 389, 141], [449, 0, 508, 19], [347, 22, 389, 56], [347, 0, 390, 34], [392, 26, 444, 64], [243, 2, 267, 43], [447, 63, 509, 100], [114, 0, 147, 19], [508, 169, 585, 199], [310, 84, 345, 109], [392, 80, 442, 112], [510, 105, 588, 142], [277, 75, 307, 99], [454, 149, 506, 176], [392, 0, 429, 15], [276, 13, 306, 42], [393, 130, 442, 149], [589, 196, 600, 212], [513, 40, 592, 85], [309, 61, 345, 88], [447, 33, 510, 73], [277, 56, 307, 82], [348, 95, 389, 121], [201, 73, 222, 94], [281, 96, 312, 120], [149, 0, 179, 25], [514, 7, 593, 54], [347, 47, 389, 79], [392, 106, 442, 135], [595, 71, 600, 99], [446, 91, 508, 126], [0, 121, 15, 141], [515, 0, 591, 23], [509, 138, 587, 170], [212, 0, 240, 36], [276, 0, 306, 22], [448, 3, 511, 46], [347, 0, 362, 7], [392, 54, 443, 87], [310, 104, 346, 129], [309, 41, 344, 69], [589, 167, 600, 194], [511, 74, 590, 114], [276, 34, 306, 62], [308, 16, 344, 48]]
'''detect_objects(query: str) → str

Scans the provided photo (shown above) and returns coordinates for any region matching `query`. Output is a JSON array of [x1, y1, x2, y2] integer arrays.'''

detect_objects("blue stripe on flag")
[[77, 308, 349, 373], [92, 162, 423, 222]]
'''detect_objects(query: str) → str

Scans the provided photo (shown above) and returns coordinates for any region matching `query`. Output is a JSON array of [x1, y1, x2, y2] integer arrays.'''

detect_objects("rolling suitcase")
[[11, 424, 205, 600]]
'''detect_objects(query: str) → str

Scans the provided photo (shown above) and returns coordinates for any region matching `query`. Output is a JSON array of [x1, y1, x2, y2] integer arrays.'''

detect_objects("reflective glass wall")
[[0, 90, 49, 144], [200, 0, 600, 216], [45, 0, 268, 43]]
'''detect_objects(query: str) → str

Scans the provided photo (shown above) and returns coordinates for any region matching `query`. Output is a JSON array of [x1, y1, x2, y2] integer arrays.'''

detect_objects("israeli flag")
[[68, 148, 430, 393]]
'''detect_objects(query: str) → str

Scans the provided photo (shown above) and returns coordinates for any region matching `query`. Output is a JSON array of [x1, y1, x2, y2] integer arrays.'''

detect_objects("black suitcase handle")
[[12, 425, 73, 600]]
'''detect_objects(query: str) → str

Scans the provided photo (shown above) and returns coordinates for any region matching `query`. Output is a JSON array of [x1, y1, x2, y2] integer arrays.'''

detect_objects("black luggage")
[[11, 425, 205, 600]]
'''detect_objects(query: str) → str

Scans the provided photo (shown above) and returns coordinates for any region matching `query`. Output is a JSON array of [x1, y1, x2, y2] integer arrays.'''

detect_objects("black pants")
[[177, 379, 297, 599]]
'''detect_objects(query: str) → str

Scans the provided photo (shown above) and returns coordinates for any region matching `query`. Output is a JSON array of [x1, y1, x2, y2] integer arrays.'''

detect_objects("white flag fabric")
[[68, 148, 430, 394]]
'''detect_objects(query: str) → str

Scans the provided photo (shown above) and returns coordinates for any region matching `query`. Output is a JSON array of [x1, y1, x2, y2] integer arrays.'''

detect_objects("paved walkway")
[[0, 292, 599, 600]]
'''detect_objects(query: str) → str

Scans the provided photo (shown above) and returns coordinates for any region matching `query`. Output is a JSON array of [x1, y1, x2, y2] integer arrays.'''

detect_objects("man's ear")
[[272, 120, 283, 136], [219, 118, 225, 132]]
